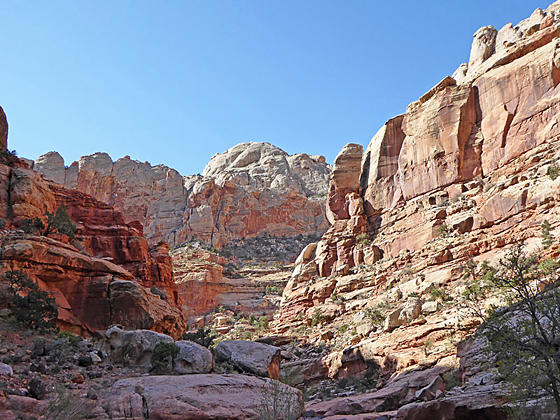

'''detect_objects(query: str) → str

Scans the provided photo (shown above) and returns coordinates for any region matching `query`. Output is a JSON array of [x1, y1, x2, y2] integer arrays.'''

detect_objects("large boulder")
[[101, 374, 304, 420], [174, 340, 213, 374], [214, 340, 281, 379], [103, 326, 173, 367]]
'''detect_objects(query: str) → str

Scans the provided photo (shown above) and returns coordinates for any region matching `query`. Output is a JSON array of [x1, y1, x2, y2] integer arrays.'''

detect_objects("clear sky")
[[0, 0, 550, 175]]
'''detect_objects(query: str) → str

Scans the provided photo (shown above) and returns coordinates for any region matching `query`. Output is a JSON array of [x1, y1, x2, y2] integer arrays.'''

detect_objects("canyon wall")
[[278, 2, 560, 416], [34, 142, 330, 248], [0, 127, 185, 337]]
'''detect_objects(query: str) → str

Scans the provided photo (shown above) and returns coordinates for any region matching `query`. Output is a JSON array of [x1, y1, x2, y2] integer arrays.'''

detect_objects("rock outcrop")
[[279, 2, 560, 417], [0, 106, 7, 152], [34, 142, 331, 248], [101, 374, 304, 420], [215, 340, 281, 379], [0, 139, 185, 337]]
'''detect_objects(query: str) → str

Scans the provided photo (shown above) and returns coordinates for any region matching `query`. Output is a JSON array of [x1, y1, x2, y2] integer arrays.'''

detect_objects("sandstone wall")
[[0, 157, 185, 337], [282, 0, 560, 319], [34, 142, 331, 248]]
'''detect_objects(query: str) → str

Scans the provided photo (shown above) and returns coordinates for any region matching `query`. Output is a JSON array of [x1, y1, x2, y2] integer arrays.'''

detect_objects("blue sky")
[[0, 0, 550, 174]]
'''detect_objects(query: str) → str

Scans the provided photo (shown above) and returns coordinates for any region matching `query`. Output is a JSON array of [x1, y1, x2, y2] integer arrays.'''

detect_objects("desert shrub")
[[310, 309, 328, 327], [251, 315, 269, 331], [20, 217, 45, 234], [356, 232, 370, 245], [259, 379, 302, 420], [542, 220, 554, 249], [442, 369, 461, 390], [182, 327, 216, 348], [466, 245, 560, 416], [364, 307, 385, 327], [437, 223, 449, 237], [28, 377, 47, 399], [150, 342, 179, 373], [46, 385, 89, 420], [6, 270, 58, 332], [0, 149, 17, 165], [45, 204, 76, 240], [548, 162, 560, 180], [57, 330, 82, 347], [265, 285, 282, 296], [427, 284, 453, 302]]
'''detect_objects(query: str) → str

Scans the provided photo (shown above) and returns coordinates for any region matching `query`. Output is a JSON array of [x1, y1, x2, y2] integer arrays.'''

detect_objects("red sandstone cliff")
[[33, 142, 331, 248], [0, 120, 185, 337]]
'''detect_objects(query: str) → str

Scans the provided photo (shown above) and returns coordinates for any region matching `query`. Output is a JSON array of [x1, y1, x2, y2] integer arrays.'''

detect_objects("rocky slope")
[[277, 2, 560, 418], [34, 142, 330, 248]]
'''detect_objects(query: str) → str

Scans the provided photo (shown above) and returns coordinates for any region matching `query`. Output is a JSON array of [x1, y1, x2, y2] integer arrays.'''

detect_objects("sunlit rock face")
[[280, 4, 560, 415], [34, 142, 331, 247]]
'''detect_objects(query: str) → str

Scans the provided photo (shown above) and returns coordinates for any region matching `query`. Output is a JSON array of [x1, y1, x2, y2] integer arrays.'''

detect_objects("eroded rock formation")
[[0, 142, 185, 337], [280, 2, 560, 417], [34, 142, 331, 248]]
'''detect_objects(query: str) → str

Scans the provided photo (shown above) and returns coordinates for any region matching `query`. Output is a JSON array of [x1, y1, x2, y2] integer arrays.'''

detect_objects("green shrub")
[[150, 342, 179, 373], [20, 217, 45, 234], [6, 270, 58, 332], [265, 285, 282, 296], [356, 232, 370, 245], [45, 204, 76, 240], [437, 223, 449, 237], [427, 284, 453, 302], [541, 220, 554, 249], [364, 307, 385, 327], [310, 309, 328, 327], [57, 330, 82, 346], [548, 162, 560, 180], [182, 328, 216, 348], [0, 149, 17, 165]]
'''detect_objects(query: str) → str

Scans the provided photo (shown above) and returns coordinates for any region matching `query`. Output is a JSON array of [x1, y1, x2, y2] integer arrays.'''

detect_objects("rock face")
[[279, 2, 560, 417], [0, 106, 7, 151], [34, 142, 331, 248], [101, 374, 304, 420], [0, 145, 185, 337], [215, 340, 281, 379]]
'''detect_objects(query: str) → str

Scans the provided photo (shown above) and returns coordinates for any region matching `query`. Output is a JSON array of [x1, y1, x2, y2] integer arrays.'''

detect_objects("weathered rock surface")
[[0, 150, 185, 337], [174, 340, 214, 374], [215, 340, 281, 379], [0, 106, 7, 152], [280, 2, 560, 418], [103, 326, 174, 367], [34, 142, 331, 248], [101, 374, 304, 420]]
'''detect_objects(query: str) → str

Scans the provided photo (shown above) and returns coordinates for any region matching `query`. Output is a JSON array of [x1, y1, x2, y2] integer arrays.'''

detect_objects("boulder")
[[214, 340, 281, 379], [101, 374, 304, 420], [173, 340, 213, 374], [103, 326, 173, 367]]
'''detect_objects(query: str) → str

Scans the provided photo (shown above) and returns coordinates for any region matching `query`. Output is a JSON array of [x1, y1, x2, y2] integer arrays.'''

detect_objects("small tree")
[[45, 204, 76, 240], [542, 220, 554, 249], [6, 270, 58, 332], [466, 245, 560, 416], [182, 327, 216, 348]]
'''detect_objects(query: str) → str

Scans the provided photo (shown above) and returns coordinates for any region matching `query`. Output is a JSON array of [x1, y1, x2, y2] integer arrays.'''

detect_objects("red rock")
[[0, 106, 7, 152]]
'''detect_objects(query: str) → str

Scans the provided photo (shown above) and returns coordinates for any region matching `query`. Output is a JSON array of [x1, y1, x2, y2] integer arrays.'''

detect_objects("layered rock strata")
[[279, 2, 560, 417], [0, 136, 185, 337], [34, 142, 331, 248]]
